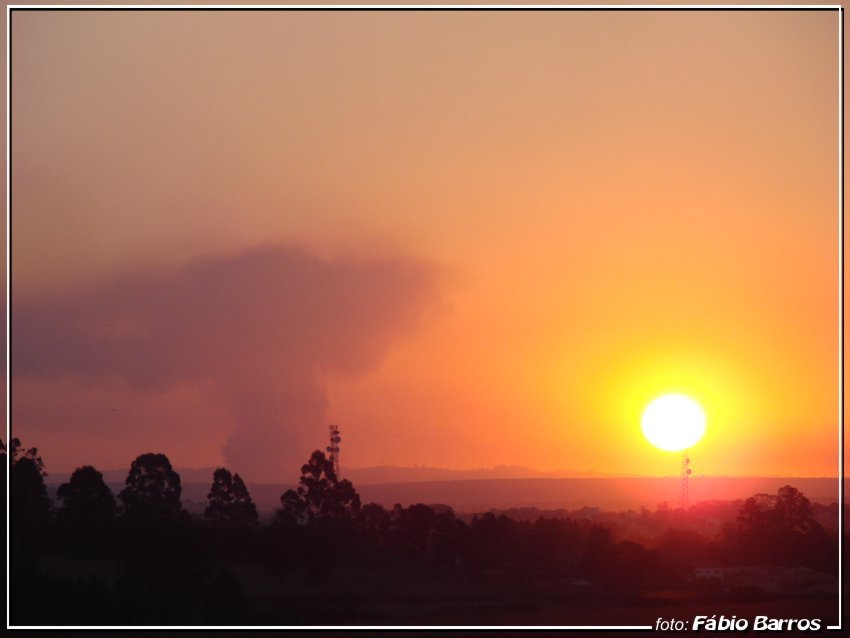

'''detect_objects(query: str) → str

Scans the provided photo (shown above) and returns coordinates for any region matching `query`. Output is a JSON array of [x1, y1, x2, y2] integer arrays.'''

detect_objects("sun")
[[641, 393, 706, 452]]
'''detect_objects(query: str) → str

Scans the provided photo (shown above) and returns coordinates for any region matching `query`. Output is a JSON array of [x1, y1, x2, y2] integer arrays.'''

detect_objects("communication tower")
[[327, 424, 341, 479], [681, 450, 692, 510]]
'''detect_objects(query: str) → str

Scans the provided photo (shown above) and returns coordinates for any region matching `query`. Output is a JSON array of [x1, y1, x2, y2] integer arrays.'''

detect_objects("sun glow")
[[641, 393, 706, 452]]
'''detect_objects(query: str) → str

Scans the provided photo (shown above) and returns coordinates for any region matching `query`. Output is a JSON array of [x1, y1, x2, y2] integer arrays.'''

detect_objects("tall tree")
[[736, 485, 829, 567], [10, 437, 47, 476], [205, 468, 259, 527], [1, 439, 7, 515], [118, 453, 183, 521], [115, 454, 208, 621], [737, 485, 821, 537], [279, 450, 360, 525], [56, 465, 117, 548], [9, 438, 51, 556]]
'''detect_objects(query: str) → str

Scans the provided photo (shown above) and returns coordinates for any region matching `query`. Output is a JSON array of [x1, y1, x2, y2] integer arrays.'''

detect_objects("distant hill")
[[351, 476, 845, 514], [48, 466, 224, 485], [340, 464, 636, 484], [47, 474, 846, 515], [47, 463, 631, 486]]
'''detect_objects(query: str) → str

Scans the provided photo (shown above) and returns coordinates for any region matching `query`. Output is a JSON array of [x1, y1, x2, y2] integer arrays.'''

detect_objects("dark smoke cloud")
[[13, 244, 441, 480]]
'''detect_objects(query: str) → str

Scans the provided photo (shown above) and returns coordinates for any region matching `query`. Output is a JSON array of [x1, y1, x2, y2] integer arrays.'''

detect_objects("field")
[[32, 553, 839, 628]]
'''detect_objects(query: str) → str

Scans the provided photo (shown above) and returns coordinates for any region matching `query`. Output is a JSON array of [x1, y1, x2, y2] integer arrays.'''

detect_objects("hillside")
[[43, 475, 842, 515]]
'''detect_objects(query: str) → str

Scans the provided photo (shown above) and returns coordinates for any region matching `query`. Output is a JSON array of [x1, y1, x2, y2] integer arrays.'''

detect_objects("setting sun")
[[7, 7, 840, 629], [641, 393, 707, 452]]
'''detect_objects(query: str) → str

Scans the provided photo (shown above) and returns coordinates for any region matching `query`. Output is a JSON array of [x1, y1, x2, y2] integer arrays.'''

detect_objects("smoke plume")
[[13, 244, 441, 480]]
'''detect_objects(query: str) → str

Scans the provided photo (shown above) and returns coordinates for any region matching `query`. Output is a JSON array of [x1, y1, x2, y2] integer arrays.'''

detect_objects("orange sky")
[[10, 8, 840, 481]]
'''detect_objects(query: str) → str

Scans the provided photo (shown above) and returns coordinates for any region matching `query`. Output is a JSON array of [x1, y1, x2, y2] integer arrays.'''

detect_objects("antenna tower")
[[327, 424, 341, 479], [681, 450, 692, 510]]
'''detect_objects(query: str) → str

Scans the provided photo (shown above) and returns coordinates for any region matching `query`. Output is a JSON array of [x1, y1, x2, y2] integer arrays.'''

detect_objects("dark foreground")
[[14, 556, 840, 627], [8, 443, 842, 627]]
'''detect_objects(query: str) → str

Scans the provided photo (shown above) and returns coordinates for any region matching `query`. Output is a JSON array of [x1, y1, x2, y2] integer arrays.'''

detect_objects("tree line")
[[5, 438, 840, 625]]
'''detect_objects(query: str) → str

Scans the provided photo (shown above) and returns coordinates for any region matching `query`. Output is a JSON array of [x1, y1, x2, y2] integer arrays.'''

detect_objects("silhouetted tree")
[[58, 465, 116, 524], [9, 438, 52, 626], [581, 524, 659, 595], [386, 503, 427, 560], [354, 502, 393, 562], [358, 502, 392, 538], [429, 506, 467, 570], [118, 452, 183, 522], [115, 454, 212, 623], [10, 437, 48, 475], [529, 516, 584, 569], [205, 468, 259, 527], [735, 485, 831, 568], [278, 450, 360, 525], [466, 512, 520, 570], [1, 439, 7, 524], [655, 529, 708, 580], [389, 503, 465, 564], [10, 438, 51, 556], [56, 466, 117, 555], [581, 524, 615, 578], [0, 439, 7, 496]]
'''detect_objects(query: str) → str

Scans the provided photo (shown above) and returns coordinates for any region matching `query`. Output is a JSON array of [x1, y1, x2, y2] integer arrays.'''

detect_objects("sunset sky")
[[10, 8, 840, 482]]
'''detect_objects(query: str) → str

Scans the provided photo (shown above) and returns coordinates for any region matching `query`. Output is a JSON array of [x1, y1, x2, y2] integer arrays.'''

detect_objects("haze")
[[10, 9, 838, 482]]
